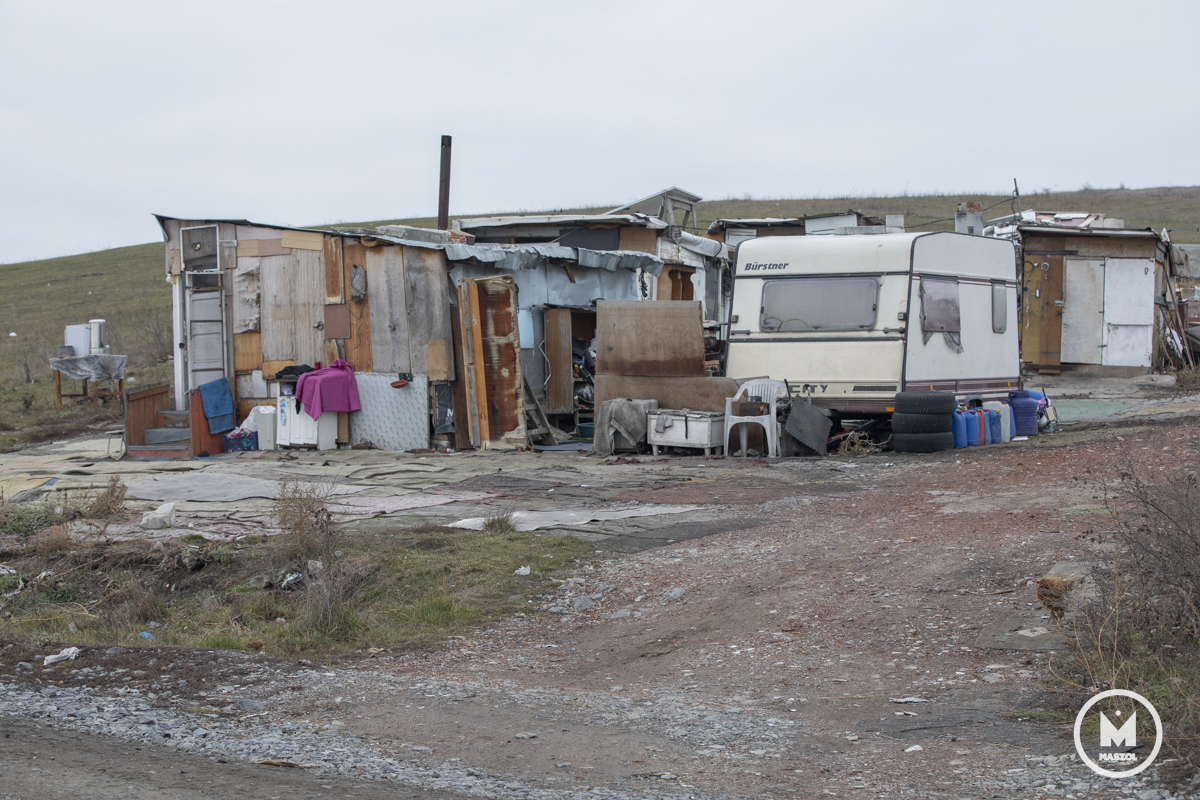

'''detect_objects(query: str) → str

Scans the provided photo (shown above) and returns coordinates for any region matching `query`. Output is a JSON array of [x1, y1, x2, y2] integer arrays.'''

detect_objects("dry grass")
[[86, 475, 127, 519], [838, 431, 882, 457], [1050, 464, 1200, 781], [481, 510, 518, 536], [32, 525, 73, 559], [1175, 367, 1200, 393]]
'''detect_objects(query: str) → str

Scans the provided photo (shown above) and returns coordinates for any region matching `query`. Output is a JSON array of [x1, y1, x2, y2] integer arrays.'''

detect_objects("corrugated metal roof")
[[153, 214, 331, 241], [455, 213, 664, 230]]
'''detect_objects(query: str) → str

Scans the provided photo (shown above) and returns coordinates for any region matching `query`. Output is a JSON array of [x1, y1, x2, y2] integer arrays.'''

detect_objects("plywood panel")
[[324, 237, 344, 304], [341, 243, 373, 373], [233, 332, 262, 372], [402, 246, 453, 380], [280, 230, 325, 251], [124, 381, 171, 447], [544, 307, 573, 414], [618, 226, 657, 253], [259, 254, 299, 361], [595, 300, 705, 376], [323, 339, 339, 367], [365, 246, 410, 373], [261, 359, 294, 380]]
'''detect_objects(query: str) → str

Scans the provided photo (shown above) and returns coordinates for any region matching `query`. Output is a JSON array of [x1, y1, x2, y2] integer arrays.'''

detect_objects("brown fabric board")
[[595, 300, 705, 377], [324, 304, 350, 339]]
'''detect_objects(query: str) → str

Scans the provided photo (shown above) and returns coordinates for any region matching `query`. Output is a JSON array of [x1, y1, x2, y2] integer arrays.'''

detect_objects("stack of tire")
[[890, 392, 956, 453]]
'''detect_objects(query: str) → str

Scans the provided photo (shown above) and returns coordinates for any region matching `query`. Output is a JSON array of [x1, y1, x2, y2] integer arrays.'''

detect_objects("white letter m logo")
[[1100, 712, 1137, 748]]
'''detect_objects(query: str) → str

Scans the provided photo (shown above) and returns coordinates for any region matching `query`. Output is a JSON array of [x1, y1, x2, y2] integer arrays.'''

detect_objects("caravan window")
[[759, 277, 879, 332], [992, 281, 1007, 333]]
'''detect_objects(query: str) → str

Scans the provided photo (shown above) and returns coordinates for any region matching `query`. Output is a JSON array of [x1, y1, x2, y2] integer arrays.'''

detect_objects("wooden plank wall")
[[124, 382, 172, 447], [341, 241, 373, 372], [364, 246, 411, 373], [403, 247, 455, 381]]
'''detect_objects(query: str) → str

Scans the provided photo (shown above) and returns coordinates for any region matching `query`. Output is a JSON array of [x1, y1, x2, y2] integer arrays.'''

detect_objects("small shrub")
[[1060, 463, 1200, 780], [86, 475, 127, 519], [481, 511, 517, 536], [274, 479, 335, 559]]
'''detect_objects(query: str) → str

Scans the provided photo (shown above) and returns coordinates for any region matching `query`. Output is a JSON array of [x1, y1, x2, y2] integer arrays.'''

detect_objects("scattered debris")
[[42, 646, 81, 666]]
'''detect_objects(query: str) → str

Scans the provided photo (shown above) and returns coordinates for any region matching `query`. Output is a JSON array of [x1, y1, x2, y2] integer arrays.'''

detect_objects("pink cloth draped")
[[295, 359, 360, 420]]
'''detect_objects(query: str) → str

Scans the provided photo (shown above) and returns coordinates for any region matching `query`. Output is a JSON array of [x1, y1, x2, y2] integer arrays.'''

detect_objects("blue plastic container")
[[1009, 390, 1039, 436], [982, 410, 993, 444], [951, 411, 969, 448], [987, 410, 1002, 444], [965, 411, 982, 446]]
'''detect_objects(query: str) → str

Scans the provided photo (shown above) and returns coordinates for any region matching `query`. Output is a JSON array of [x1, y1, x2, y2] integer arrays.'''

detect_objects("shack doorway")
[[456, 275, 527, 449], [180, 225, 229, 402]]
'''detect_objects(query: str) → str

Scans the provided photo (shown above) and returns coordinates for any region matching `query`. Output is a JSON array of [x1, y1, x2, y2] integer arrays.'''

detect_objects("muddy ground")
[[3, 417, 1198, 799]]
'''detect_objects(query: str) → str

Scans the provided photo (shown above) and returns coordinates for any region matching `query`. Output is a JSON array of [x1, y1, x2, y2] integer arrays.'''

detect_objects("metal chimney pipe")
[[437, 135, 452, 230]]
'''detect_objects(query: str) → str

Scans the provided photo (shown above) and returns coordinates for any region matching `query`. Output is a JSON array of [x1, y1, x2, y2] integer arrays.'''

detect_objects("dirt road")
[[4, 418, 1197, 798]]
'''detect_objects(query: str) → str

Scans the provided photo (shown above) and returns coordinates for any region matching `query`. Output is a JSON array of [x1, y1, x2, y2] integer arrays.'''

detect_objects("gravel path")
[[5, 421, 1200, 798]]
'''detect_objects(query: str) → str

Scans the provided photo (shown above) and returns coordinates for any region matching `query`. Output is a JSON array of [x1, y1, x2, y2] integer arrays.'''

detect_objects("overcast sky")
[[2, 1, 1197, 263]]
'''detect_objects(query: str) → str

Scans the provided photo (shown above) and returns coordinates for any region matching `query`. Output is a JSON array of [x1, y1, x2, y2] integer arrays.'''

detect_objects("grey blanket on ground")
[[49, 354, 127, 383], [592, 398, 652, 457]]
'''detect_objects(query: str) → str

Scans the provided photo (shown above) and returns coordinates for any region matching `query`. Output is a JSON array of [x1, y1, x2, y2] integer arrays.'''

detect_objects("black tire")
[[890, 411, 953, 434], [892, 431, 955, 453], [893, 391, 957, 415]]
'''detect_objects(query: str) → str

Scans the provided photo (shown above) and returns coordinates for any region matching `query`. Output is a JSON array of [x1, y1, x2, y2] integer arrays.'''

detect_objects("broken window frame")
[[758, 277, 880, 333], [919, 276, 961, 334]]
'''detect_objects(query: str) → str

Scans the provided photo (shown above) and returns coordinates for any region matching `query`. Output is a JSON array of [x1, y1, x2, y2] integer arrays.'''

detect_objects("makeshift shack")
[[988, 211, 1177, 375], [150, 211, 729, 456], [706, 211, 903, 249]]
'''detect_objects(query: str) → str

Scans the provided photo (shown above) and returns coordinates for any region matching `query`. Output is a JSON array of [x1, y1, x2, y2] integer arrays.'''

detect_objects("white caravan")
[[725, 231, 1020, 418]]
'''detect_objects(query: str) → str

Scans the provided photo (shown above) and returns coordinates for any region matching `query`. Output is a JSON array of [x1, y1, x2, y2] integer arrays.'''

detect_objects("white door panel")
[[1101, 259, 1154, 366], [1062, 259, 1105, 364]]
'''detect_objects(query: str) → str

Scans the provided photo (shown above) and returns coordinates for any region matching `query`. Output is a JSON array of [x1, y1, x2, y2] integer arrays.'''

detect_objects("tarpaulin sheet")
[[49, 354, 127, 382], [126, 472, 366, 502], [448, 504, 698, 532]]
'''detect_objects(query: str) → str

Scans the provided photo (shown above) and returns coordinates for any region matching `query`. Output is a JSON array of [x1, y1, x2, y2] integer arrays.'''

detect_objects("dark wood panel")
[[544, 307, 573, 414], [341, 243, 373, 373]]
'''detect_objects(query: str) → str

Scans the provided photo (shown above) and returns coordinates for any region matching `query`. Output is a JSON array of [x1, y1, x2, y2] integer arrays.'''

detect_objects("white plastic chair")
[[724, 378, 787, 458]]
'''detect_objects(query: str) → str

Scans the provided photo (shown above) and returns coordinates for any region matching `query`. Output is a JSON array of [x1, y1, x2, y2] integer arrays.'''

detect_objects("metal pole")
[[438, 135, 452, 230]]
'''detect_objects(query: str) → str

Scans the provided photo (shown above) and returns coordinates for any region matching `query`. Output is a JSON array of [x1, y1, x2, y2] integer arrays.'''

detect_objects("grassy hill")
[[3, 185, 1198, 448]]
